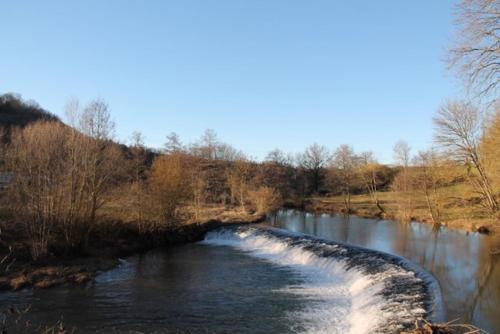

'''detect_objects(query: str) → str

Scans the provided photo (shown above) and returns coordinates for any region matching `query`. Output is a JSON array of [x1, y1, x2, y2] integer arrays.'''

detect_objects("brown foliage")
[[391, 170, 416, 223], [4, 99, 127, 259], [226, 160, 254, 209], [413, 150, 452, 225], [6, 122, 67, 259], [481, 109, 500, 191], [358, 152, 386, 215], [247, 186, 282, 214], [146, 154, 191, 229], [434, 101, 498, 214]]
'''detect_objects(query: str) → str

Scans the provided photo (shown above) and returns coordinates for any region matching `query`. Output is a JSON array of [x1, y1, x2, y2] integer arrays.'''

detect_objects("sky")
[[0, 0, 463, 162]]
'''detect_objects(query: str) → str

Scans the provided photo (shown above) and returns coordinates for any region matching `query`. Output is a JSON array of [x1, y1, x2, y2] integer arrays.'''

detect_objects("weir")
[[202, 225, 444, 334]]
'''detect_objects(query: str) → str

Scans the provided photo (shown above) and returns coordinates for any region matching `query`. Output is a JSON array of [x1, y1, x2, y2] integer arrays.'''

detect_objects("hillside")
[[0, 93, 59, 129]]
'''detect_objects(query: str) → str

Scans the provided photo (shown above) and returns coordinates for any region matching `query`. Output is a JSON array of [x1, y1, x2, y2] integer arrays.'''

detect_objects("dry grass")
[[1, 304, 76, 334], [310, 182, 499, 233], [401, 318, 489, 334], [100, 187, 260, 227]]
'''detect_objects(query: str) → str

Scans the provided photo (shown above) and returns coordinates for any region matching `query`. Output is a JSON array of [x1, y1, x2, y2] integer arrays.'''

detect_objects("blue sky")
[[1, 0, 462, 162]]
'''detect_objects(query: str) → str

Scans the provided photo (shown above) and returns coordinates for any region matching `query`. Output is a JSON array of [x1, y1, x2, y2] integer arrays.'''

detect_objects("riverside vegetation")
[[0, 0, 498, 293], [0, 0, 499, 332], [0, 93, 498, 293], [0, 94, 276, 291]]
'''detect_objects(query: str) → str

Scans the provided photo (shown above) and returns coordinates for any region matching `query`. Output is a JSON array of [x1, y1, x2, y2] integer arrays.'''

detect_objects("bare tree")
[[189, 129, 244, 161], [199, 129, 218, 160], [78, 99, 122, 225], [191, 172, 206, 220], [265, 149, 290, 165], [79, 99, 115, 141], [260, 149, 295, 197], [393, 140, 412, 169], [247, 186, 282, 214], [130, 131, 147, 231], [481, 107, 500, 189], [393, 140, 412, 194], [434, 100, 498, 213], [331, 145, 358, 213], [5, 106, 126, 257], [226, 159, 253, 210], [358, 151, 385, 215], [448, 0, 500, 101], [60, 98, 125, 248], [392, 140, 414, 222], [6, 122, 67, 260], [413, 149, 446, 226], [299, 143, 330, 194], [147, 154, 191, 229], [164, 132, 183, 154], [216, 142, 245, 162]]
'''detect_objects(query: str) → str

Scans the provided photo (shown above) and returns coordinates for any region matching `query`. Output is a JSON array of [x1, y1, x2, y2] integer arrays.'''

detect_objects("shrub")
[[247, 186, 282, 214]]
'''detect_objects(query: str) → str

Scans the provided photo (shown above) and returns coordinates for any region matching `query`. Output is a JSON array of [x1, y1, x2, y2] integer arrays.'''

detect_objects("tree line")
[[0, 0, 498, 262], [0, 92, 499, 261], [0, 94, 396, 260]]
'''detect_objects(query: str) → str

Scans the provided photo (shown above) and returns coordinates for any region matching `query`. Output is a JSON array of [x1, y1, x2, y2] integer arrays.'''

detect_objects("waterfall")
[[202, 226, 443, 334]]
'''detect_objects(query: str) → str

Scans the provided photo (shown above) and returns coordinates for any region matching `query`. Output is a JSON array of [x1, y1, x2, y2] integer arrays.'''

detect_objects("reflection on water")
[[0, 244, 308, 333], [268, 210, 500, 333], [1, 212, 498, 333]]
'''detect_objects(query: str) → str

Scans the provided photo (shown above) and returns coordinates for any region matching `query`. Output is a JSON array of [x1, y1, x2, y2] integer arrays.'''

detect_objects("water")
[[1, 210, 498, 333], [202, 226, 439, 333], [269, 210, 500, 333]]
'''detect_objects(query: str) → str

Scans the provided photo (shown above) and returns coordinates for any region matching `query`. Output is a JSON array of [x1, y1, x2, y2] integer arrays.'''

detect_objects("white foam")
[[202, 228, 425, 334]]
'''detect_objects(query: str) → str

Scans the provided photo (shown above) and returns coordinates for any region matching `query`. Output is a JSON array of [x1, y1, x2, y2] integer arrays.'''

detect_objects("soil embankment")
[[0, 213, 265, 291], [284, 197, 498, 235]]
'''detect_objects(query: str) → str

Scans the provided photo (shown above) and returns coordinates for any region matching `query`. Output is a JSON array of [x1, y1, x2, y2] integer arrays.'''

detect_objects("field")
[[305, 182, 498, 233]]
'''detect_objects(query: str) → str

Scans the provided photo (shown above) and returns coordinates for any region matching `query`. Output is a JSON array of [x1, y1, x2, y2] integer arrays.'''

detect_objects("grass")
[[308, 182, 498, 233]]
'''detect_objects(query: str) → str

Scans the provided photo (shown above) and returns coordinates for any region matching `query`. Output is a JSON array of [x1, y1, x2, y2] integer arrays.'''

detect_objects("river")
[[269, 210, 500, 332], [0, 210, 498, 333]]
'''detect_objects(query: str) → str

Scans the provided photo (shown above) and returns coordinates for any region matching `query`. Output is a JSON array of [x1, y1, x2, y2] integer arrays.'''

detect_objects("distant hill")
[[0, 92, 158, 165], [0, 93, 60, 129]]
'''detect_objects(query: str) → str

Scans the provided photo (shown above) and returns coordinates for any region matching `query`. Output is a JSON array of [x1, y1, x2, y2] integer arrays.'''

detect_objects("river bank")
[[271, 210, 499, 333], [2, 209, 497, 333], [286, 194, 499, 235], [0, 210, 265, 292]]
